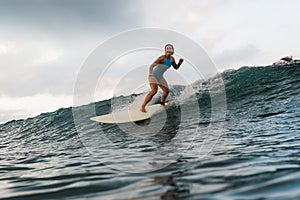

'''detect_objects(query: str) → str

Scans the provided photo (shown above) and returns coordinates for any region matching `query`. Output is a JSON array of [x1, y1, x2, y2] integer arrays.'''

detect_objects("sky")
[[0, 0, 299, 123]]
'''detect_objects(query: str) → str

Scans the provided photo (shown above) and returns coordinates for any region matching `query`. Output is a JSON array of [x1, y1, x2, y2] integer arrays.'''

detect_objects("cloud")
[[0, 0, 145, 98], [0, 0, 232, 100], [142, 0, 231, 32], [0, 93, 73, 124], [201, 29, 226, 52], [213, 44, 260, 69], [0, 0, 143, 35], [0, 39, 79, 97]]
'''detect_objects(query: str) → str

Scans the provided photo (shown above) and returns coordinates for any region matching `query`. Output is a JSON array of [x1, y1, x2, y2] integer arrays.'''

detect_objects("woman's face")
[[165, 45, 173, 55]]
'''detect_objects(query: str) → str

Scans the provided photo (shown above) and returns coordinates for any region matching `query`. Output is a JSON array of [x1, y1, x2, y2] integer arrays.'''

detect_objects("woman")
[[140, 44, 184, 112]]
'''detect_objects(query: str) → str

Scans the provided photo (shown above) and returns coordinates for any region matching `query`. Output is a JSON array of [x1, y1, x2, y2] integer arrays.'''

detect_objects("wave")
[[1, 63, 299, 199], [2, 63, 299, 127]]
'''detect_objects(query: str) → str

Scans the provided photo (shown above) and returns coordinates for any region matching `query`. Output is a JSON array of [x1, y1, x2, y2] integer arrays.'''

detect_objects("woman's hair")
[[165, 44, 174, 55]]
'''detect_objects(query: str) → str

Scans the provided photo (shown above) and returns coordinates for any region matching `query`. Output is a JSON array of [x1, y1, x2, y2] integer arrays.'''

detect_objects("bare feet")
[[140, 106, 147, 113], [159, 101, 165, 106]]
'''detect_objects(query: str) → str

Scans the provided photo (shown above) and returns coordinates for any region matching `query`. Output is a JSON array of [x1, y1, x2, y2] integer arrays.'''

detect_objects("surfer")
[[273, 55, 293, 65], [281, 56, 293, 62], [140, 44, 184, 112]]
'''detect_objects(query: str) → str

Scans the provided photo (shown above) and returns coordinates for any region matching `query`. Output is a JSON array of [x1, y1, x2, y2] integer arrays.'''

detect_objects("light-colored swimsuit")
[[152, 57, 173, 80]]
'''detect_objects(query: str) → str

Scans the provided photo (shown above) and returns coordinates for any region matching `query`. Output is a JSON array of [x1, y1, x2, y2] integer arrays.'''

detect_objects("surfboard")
[[90, 103, 167, 124]]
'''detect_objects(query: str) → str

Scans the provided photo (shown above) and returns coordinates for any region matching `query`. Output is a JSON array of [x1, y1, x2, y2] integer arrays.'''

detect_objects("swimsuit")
[[152, 57, 172, 80]]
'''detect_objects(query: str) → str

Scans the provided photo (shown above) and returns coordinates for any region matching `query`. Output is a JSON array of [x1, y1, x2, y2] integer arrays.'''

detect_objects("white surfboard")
[[90, 103, 167, 124]]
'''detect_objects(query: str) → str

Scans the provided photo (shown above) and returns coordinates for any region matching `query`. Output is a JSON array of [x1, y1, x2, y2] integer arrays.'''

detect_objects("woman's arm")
[[148, 63, 156, 75], [172, 57, 184, 69], [149, 55, 164, 75]]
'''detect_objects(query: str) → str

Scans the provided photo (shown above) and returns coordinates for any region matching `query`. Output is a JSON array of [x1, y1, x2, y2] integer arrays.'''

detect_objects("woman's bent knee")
[[150, 89, 158, 95]]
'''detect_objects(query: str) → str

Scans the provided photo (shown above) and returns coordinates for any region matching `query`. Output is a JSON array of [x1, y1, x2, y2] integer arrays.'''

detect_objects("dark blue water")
[[1, 64, 300, 199]]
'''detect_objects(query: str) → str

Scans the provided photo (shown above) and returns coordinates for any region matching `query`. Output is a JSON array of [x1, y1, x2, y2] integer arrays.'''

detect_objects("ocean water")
[[1, 64, 300, 199]]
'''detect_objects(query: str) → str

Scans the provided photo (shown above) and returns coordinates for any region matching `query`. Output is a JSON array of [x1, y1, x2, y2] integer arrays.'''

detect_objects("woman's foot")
[[159, 101, 165, 106], [140, 106, 147, 113]]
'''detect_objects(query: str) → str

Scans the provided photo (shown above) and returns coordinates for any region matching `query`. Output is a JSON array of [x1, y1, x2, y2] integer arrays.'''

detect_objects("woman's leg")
[[158, 78, 169, 104], [140, 76, 158, 112]]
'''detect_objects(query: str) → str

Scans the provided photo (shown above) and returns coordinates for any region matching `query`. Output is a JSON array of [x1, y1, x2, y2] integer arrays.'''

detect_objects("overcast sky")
[[1, 0, 299, 123]]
